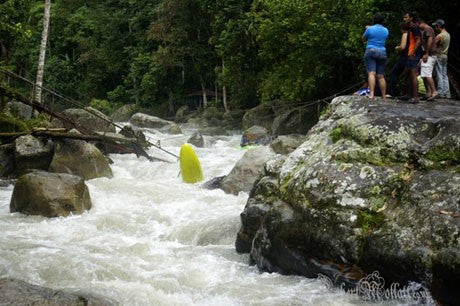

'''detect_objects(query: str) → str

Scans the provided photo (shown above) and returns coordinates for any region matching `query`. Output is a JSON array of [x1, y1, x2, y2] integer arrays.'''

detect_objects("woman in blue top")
[[362, 13, 389, 99]]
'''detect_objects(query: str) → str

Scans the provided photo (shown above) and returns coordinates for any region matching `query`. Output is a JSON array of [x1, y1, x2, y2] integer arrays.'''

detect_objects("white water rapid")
[[0, 128, 425, 305]]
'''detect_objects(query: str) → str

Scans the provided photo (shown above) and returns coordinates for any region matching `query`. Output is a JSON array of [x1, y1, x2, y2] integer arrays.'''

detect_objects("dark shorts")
[[406, 56, 421, 70], [364, 48, 387, 75]]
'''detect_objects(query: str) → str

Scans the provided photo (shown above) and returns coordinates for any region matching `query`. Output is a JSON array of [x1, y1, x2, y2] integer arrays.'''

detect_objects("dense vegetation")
[[1, 0, 459, 115]]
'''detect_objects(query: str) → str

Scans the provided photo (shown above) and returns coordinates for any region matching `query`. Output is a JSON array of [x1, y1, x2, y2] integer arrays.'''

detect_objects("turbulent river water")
[[0, 127, 427, 305]]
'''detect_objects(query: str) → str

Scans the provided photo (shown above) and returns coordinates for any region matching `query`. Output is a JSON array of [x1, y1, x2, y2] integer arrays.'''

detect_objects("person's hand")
[[365, 25, 370, 29], [395, 46, 401, 53]]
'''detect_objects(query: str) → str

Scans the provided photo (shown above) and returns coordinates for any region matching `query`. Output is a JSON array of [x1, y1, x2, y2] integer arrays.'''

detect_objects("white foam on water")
[[0, 130, 422, 305]]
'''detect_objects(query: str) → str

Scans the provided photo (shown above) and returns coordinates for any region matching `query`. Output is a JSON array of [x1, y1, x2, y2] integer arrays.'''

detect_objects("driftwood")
[[0, 85, 171, 162], [0, 128, 173, 163]]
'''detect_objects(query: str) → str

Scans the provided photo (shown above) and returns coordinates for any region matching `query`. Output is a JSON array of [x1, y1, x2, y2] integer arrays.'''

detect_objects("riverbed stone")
[[13, 135, 54, 175], [111, 103, 138, 122], [241, 125, 271, 146], [221, 146, 276, 195], [49, 136, 113, 180], [187, 132, 205, 147], [54, 107, 116, 133], [236, 95, 460, 304], [10, 171, 92, 217], [269, 134, 305, 155], [0, 278, 117, 305]]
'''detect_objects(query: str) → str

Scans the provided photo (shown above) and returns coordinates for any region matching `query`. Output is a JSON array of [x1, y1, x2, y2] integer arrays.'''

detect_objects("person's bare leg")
[[409, 69, 418, 99], [426, 77, 437, 98], [377, 75, 386, 99], [422, 77, 431, 98], [368, 72, 376, 98]]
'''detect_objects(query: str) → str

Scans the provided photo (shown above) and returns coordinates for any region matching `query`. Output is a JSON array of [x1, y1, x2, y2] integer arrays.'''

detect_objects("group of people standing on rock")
[[361, 11, 451, 103]]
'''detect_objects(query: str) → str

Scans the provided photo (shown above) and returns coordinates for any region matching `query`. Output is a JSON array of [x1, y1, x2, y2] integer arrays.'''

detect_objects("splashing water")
[[0, 128, 428, 305]]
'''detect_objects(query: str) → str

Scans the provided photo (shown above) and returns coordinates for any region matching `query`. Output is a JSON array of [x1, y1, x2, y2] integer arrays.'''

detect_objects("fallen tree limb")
[[0, 85, 168, 162]]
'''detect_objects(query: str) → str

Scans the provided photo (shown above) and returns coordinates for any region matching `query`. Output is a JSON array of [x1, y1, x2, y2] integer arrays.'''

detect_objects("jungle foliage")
[[1, 0, 459, 115]]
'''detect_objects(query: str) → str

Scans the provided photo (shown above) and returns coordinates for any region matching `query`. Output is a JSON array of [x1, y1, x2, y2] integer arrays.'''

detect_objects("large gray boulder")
[[271, 106, 318, 135], [130, 113, 181, 133], [269, 134, 305, 155], [221, 146, 276, 195], [0, 278, 117, 305], [13, 135, 54, 175], [111, 103, 138, 122], [49, 136, 113, 180], [241, 125, 271, 146], [236, 96, 460, 304], [10, 171, 92, 217], [6, 100, 33, 119], [0, 144, 15, 177], [54, 107, 116, 133], [242, 104, 276, 131]]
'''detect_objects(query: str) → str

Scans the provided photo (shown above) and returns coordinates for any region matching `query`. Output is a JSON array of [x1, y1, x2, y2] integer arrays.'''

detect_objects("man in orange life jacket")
[[403, 11, 423, 103]]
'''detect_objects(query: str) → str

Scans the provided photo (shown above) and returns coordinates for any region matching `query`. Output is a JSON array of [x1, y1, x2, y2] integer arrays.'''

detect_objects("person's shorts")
[[364, 48, 387, 75], [406, 56, 421, 70], [420, 55, 437, 77]]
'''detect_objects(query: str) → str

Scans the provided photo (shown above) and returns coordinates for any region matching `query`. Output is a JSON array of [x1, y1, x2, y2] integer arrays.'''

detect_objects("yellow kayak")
[[179, 144, 204, 183]]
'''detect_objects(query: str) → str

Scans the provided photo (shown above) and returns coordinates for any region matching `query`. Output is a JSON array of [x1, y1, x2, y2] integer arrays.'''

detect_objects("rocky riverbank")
[[235, 96, 460, 305]]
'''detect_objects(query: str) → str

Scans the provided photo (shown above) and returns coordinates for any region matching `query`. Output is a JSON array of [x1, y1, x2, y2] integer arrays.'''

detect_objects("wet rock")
[[241, 125, 271, 146], [269, 135, 305, 155], [53, 107, 116, 133], [6, 100, 33, 119], [271, 106, 318, 135], [242, 104, 276, 131], [187, 132, 205, 147], [0, 278, 117, 305], [0, 144, 15, 177], [111, 103, 138, 122], [175, 105, 191, 123], [202, 175, 225, 190], [237, 96, 460, 303], [221, 146, 276, 195], [130, 113, 180, 132], [10, 171, 92, 217], [49, 134, 113, 180], [13, 135, 54, 176]]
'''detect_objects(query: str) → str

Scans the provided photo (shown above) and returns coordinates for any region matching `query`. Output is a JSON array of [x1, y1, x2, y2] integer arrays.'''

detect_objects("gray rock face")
[[242, 104, 276, 131], [187, 132, 205, 147], [236, 96, 460, 304], [269, 134, 305, 154], [55, 107, 116, 133], [13, 135, 54, 175], [7, 101, 33, 119], [0, 144, 15, 177], [0, 278, 117, 305], [221, 146, 276, 195], [111, 104, 138, 122], [10, 171, 92, 217], [130, 113, 181, 133], [271, 106, 318, 135], [49, 137, 113, 180], [241, 125, 271, 146]]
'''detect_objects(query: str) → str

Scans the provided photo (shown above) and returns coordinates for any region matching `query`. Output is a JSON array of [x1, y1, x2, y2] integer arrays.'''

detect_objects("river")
[[0, 128, 428, 305]]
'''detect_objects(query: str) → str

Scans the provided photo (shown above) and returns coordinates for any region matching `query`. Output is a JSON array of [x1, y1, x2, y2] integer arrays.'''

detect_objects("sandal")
[[407, 98, 419, 103]]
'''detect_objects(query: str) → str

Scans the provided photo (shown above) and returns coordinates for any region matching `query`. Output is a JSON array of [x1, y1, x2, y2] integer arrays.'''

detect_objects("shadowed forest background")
[[1, 0, 459, 116]]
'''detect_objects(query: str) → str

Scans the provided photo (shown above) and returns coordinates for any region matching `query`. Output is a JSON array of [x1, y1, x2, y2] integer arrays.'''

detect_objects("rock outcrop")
[[13, 135, 54, 176], [10, 171, 92, 217], [221, 146, 276, 195], [0, 278, 117, 305], [49, 136, 113, 180], [54, 107, 116, 133], [236, 96, 460, 304], [130, 113, 182, 134]]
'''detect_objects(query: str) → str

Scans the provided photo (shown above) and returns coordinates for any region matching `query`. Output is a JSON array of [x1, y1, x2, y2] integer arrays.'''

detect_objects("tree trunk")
[[201, 83, 207, 108], [222, 62, 228, 112], [34, 0, 51, 104]]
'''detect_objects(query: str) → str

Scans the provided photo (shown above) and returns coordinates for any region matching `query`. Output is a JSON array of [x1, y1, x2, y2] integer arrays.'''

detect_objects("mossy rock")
[[0, 116, 28, 133]]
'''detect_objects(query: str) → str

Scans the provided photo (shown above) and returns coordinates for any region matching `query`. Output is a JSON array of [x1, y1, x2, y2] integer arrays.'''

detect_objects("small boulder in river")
[[187, 132, 205, 147], [130, 112, 178, 129], [0, 278, 117, 305], [221, 146, 276, 195], [241, 125, 271, 146], [49, 136, 113, 180], [54, 107, 116, 133], [13, 135, 54, 176], [10, 171, 92, 217]]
